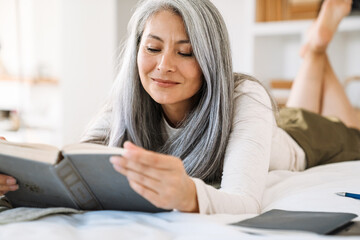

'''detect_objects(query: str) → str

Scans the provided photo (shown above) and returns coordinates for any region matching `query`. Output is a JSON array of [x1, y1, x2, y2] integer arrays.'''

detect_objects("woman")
[[1, 0, 359, 214]]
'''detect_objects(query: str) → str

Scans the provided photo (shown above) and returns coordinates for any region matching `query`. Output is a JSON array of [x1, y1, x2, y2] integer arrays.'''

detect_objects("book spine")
[[54, 158, 103, 210]]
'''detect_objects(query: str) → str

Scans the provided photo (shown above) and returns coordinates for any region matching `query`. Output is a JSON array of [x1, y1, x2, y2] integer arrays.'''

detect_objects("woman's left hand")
[[110, 141, 199, 212]]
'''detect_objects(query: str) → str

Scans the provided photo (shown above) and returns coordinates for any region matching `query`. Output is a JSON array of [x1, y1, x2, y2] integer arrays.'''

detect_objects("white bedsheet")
[[0, 161, 359, 240]]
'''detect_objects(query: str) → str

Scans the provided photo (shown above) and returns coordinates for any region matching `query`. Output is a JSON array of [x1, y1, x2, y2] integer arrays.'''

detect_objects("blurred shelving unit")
[[249, 1, 360, 106], [213, 0, 360, 103], [0, 77, 61, 145], [0, 0, 121, 146]]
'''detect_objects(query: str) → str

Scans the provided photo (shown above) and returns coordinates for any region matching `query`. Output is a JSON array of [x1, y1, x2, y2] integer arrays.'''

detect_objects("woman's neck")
[[161, 92, 201, 128], [161, 103, 189, 128]]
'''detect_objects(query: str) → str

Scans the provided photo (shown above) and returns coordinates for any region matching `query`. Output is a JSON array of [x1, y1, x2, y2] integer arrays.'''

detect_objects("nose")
[[157, 51, 176, 73]]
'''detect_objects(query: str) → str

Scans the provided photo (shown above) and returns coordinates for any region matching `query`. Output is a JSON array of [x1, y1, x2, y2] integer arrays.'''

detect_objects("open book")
[[0, 140, 166, 212]]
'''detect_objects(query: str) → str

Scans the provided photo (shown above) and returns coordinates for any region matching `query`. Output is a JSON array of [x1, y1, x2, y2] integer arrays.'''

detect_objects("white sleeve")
[[192, 80, 276, 214]]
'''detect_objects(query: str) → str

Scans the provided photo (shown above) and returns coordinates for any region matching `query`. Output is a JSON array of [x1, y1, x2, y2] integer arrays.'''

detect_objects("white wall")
[[0, 0, 20, 76], [116, 0, 138, 48], [0, 0, 63, 145], [0, 0, 61, 79], [32, 0, 62, 79], [211, 0, 254, 74], [60, 0, 117, 145]]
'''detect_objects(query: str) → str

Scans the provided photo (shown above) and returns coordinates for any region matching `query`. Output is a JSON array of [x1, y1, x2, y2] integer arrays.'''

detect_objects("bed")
[[0, 161, 359, 239]]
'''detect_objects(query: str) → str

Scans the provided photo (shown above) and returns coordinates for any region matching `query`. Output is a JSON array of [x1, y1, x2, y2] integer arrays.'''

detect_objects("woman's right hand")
[[0, 136, 19, 195]]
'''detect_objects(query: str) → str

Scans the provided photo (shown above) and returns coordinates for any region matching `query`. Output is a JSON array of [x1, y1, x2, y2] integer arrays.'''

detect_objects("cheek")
[[137, 51, 155, 77], [137, 51, 157, 97], [184, 62, 203, 90]]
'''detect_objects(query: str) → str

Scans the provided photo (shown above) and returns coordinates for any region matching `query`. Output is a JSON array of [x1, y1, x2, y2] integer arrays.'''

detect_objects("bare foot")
[[300, 0, 352, 56]]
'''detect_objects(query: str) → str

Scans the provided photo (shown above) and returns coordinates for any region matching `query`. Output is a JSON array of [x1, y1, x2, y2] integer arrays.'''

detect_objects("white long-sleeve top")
[[163, 80, 306, 214]]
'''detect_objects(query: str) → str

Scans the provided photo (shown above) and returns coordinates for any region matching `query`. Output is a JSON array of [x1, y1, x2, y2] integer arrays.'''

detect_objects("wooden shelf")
[[0, 77, 59, 85], [253, 15, 360, 36]]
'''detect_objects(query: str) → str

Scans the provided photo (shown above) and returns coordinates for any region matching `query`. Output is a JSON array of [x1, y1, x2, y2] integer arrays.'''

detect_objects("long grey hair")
[[82, 0, 235, 184]]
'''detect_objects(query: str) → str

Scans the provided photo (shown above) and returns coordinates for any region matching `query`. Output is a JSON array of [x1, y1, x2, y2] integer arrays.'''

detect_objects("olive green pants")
[[278, 108, 360, 168]]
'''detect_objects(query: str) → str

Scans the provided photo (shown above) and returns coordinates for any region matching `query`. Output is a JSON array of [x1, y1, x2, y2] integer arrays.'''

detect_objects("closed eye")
[[178, 52, 193, 57], [147, 47, 160, 53]]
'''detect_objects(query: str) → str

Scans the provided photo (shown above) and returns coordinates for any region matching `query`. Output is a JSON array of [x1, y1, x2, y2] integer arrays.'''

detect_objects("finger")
[[125, 169, 161, 193], [123, 142, 165, 168], [112, 161, 162, 197], [123, 141, 138, 150], [128, 180, 169, 209], [112, 161, 129, 176], [0, 175, 16, 185], [123, 142, 178, 170], [0, 184, 18, 191], [110, 156, 165, 180]]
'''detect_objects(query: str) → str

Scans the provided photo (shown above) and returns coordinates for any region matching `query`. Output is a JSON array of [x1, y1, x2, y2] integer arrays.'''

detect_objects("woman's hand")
[[0, 136, 19, 195], [110, 141, 199, 212], [0, 175, 18, 195]]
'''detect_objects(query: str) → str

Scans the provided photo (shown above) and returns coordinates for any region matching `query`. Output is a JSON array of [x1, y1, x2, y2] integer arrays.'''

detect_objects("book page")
[[62, 143, 125, 156], [0, 140, 60, 164]]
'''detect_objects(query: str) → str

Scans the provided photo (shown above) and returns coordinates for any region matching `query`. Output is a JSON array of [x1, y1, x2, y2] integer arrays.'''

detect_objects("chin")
[[151, 96, 178, 105], [153, 99, 176, 105]]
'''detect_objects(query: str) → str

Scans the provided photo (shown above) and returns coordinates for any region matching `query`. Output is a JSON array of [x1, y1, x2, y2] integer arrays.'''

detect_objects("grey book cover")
[[0, 143, 168, 213], [232, 209, 358, 235]]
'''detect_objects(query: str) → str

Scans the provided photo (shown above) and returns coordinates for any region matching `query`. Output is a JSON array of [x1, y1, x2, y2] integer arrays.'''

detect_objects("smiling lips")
[[151, 78, 180, 88]]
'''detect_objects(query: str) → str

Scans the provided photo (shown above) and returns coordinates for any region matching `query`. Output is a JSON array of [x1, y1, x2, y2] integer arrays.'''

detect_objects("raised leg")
[[321, 56, 360, 129], [286, 51, 325, 114], [286, 0, 357, 129]]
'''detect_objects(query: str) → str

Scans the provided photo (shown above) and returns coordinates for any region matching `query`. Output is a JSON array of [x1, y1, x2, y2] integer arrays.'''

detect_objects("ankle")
[[303, 50, 326, 62], [300, 38, 328, 58], [309, 26, 332, 53]]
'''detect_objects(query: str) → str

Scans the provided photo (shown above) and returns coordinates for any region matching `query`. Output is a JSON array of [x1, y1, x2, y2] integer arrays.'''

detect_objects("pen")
[[336, 192, 360, 200]]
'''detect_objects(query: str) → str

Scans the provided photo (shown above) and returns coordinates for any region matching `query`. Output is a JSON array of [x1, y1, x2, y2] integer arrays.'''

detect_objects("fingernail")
[[6, 178, 16, 185], [110, 156, 124, 164], [9, 185, 18, 190]]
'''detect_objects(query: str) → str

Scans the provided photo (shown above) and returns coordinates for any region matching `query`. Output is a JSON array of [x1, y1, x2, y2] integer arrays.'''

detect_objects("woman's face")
[[137, 10, 203, 110]]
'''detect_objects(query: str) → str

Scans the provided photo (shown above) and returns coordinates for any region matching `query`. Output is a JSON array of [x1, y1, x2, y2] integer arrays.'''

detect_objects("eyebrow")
[[147, 34, 190, 44]]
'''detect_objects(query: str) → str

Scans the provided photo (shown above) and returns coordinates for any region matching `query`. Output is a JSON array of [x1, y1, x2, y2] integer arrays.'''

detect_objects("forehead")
[[143, 10, 188, 38]]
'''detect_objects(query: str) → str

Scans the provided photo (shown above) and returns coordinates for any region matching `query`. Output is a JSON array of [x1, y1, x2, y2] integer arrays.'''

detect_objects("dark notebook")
[[352, 0, 360, 11], [232, 209, 358, 235]]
